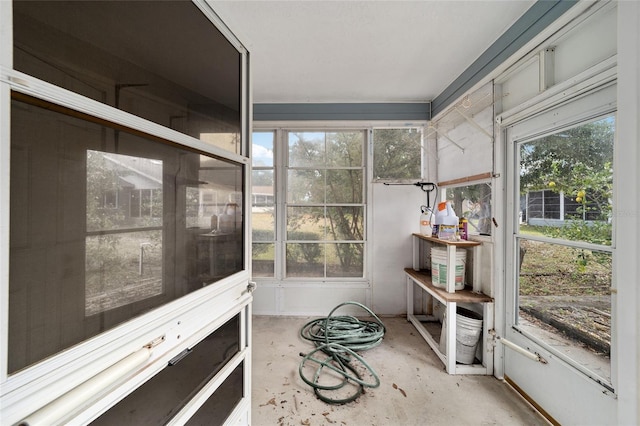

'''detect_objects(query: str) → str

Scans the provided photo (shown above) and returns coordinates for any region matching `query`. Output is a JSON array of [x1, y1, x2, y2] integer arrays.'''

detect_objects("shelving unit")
[[406, 234, 494, 375]]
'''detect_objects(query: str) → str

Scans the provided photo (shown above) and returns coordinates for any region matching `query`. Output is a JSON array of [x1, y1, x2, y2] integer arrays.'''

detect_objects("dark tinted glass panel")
[[91, 315, 241, 425], [9, 97, 243, 373], [13, 1, 242, 154], [185, 362, 244, 426]]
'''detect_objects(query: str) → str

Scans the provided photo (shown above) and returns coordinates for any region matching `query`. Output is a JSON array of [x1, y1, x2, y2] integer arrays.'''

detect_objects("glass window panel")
[[326, 243, 364, 278], [287, 207, 325, 240], [325, 207, 364, 241], [445, 182, 492, 236], [326, 131, 364, 167], [184, 362, 244, 426], [288, 132, 325, 167], [252, 243, 275, 278], [518, 116, 614, 245], [286, 243, 324, 278], [372, 128, 422, 180], [91, 315, 240, 425], [252, 170, 274, 207], [9, 98, 243, 373], [253, 132, 275, 167], [252, 207, 275, 242], [518, 239, 611, 381], [86, 231, 162, 316], [326, 169, 363, 203], [13, 2, 242, 154], [287, 169, 324, 204]]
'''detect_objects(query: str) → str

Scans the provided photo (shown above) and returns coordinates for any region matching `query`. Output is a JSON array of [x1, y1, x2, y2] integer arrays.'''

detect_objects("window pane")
[[325, 207, 364, 241], [252, 207, 275, 242], [373, 128, 422, 180], [287, 207, 324, 240], [252, 243, 274, 278], [518, 239, 611, 381], [253, 132, 275, 167], [286, 243, 324, 278], [288, 132, 324, 167], [445, 182, 492, 236], [185, 362, 244, 426], [326, 131, 364, 167], [326, 170, 363, 203], [252, 170, 274, 207], [9, 98, 243, 373], [326, 243, 364, 278], [14, 2, 242, 154], [86, 231, 162, 316], [519, 116, 614, 245], [91, 315, 241, 425], [287, 169, 324, 204]]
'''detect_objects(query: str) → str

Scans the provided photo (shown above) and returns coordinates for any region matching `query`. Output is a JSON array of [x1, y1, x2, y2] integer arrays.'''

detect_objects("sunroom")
[[1, 1, 638, 425]]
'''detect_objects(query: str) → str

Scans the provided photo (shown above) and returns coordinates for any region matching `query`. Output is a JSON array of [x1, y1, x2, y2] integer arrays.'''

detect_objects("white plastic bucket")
[[455, 308, 483, 364], [438, 307, 484, 365], [430, 247, 466, 290]]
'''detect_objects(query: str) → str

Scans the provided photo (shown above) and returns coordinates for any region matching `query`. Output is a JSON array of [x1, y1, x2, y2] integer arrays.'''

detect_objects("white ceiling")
[[211, 0, 536, 104]]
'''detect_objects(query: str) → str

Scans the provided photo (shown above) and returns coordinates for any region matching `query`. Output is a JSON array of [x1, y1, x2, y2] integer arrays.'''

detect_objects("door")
[[503, 84, 617, 425]]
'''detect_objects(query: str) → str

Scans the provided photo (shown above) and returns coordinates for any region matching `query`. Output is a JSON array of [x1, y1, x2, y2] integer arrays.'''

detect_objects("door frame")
[[501, 81, 617, 425]]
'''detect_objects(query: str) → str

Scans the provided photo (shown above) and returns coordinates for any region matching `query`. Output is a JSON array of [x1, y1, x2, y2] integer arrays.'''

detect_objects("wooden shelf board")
[[412, 233, 481, 247], [405, 268, 493, 303]]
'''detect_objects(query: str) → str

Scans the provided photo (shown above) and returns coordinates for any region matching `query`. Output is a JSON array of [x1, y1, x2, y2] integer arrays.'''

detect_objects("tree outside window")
[[286, 131, 365, 278]]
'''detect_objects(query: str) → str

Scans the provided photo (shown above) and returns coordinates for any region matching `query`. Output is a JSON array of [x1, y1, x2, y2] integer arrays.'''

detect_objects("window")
[[7, 1, 248, 376], [286, 131, 365, 278], [444, 182, 492, 235], [372, 128, 422, 181], [91, 315, 241, 425], [13, 1, 242, 155], [252, 131, 276, 277], [9, 98, 244, 374], [516, 114, 614, 381]]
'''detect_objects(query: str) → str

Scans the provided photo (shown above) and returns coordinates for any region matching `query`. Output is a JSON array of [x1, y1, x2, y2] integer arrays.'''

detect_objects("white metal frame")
[[501, 77, 618, 424], [0, 1, 254, 423]]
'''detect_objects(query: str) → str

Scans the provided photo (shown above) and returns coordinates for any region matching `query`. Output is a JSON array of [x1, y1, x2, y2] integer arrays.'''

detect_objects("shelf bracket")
[[453, 106, 494, 142]]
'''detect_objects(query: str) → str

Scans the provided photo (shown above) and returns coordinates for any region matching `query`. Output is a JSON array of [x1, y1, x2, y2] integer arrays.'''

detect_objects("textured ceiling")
[[211, 0, 536, 104]]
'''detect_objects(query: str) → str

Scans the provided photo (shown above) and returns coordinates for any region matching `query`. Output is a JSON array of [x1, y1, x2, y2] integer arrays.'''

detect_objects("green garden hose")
[[298, 302, 386, 404]]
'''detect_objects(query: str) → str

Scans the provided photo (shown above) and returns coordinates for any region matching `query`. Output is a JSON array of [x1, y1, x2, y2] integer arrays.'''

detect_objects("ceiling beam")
[[253, 102, 430, 122], [431, 0, 578, 117]]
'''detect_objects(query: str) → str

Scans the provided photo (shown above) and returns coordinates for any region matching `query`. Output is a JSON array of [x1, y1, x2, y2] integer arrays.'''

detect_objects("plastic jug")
[[420, 205, 433, 235], [434, 201, 458, 240]]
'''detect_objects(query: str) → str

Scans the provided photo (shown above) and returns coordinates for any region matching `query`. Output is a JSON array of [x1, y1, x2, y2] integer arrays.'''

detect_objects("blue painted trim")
[[253, 103, 430, 121], [431, 0, 578, 117]]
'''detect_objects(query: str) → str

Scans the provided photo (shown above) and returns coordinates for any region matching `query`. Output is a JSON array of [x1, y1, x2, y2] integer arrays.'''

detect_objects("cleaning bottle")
[[434, 201, 458, 240], [420, 205, 433, 235]]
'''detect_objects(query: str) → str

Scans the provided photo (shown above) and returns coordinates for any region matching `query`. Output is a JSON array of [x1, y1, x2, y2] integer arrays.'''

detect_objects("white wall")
[[370, 183, 425, 315]]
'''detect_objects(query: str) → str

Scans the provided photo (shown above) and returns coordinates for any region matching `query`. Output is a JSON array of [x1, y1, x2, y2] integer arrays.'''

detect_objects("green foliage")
[[547, 220, 612, 246], [373, 128, 422, 180], [287, 132, 365, 272], [519, 117, 614, 270], [287, 231, 322, 264]]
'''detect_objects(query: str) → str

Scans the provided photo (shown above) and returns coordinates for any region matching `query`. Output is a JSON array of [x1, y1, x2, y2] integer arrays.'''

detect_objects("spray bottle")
[[420, 205, 433, 235]]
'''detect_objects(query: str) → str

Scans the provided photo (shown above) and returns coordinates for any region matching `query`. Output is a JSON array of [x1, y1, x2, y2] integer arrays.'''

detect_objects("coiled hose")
[[298, 302, 386, 404]]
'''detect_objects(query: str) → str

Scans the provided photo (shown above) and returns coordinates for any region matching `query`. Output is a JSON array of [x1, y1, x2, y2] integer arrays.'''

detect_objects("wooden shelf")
[[404, 268, 492, 304], [412, 233, 481, 247], [407, 234, 494, 375]]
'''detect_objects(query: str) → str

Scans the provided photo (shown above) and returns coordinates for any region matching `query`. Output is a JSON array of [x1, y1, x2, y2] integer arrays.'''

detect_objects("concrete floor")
[[252, 316, 548, 426], [251, 316, 550, 426]]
